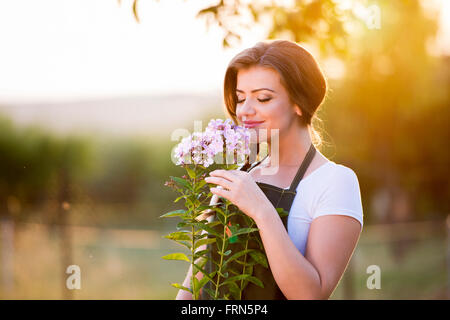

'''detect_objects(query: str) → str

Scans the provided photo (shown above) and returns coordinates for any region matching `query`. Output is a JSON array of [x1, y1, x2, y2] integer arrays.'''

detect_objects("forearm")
[[254, 206, 324, 300]]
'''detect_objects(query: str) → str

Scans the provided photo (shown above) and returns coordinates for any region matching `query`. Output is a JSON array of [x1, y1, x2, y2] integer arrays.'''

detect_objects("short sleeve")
[[312, 165, 364, 228]]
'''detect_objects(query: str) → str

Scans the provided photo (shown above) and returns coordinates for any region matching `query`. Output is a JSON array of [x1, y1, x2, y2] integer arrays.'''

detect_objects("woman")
[[176, 40, 363, 300]]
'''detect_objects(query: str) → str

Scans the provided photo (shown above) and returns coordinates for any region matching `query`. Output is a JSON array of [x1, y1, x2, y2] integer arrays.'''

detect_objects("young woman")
[[176, 40, 363, 300]]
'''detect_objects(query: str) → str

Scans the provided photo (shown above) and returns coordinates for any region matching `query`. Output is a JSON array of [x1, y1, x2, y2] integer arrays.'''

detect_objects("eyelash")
[[236, 98, 272, 104]]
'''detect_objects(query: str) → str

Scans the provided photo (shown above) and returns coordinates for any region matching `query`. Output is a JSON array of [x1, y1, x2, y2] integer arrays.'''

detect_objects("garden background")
[[0, 0, 449, 299]]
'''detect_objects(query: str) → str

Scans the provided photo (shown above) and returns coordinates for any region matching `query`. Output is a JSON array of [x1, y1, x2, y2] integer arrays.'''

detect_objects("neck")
[[267, 124, 312, 167]]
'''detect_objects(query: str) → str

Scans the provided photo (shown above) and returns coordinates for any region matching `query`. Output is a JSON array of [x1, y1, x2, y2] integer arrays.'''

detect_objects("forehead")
[[236, 66, 282, 92]]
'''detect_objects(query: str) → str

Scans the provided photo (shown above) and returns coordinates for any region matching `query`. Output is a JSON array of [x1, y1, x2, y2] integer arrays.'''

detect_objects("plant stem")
[[214, 202, 229, 299], [190, 165, 197, 299], [238, 218, 255, 299], [191, 223, 196, 299]]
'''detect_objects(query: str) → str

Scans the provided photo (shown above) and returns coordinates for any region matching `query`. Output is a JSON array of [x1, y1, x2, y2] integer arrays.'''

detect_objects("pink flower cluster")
[[174, 119, 251, 167]]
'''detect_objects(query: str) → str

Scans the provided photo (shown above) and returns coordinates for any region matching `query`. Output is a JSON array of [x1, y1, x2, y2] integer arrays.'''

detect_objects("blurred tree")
[[322, 0, 449, 223], [0, 116, 94, 298], [0, 116, 94, 221], [121, 0, 368, 56]]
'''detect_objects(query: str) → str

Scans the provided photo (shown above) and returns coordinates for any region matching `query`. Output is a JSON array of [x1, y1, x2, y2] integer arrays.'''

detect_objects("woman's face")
[[235, 66, 301, 139]]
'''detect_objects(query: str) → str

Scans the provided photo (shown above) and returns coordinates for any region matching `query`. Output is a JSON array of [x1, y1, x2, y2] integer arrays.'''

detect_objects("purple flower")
[[173, 119, 251, 167]]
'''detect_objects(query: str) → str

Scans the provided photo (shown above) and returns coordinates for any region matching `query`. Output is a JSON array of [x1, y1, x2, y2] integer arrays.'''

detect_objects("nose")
[[236, 98, 256, 121]]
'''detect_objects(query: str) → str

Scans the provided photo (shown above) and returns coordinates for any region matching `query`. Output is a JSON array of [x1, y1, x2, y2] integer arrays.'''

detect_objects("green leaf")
[[228, 281, 241, 300], [276, 207, 289, 217], [234, 259, 258, 266], [195, 205, 213, 216], [220, 274, 250, 287], [223, 249, 232, 256], [159, 209, 187, 218], [193, 249, 209, 259], [193, 232, 208, 241], [192, 276, 200, 299], [162, 253, 190, 262], [208, 220, 222, 228], [171, 283, 192, 293], [176, 222, 187, 230], [185, 166, 196, 179], [202, 287, 216, 299], [249, 250, 268, 268], [192, 263, 215, 282], [212, 206, 226, 219], [221, 274, 264, 288], [242, 214, 254, 226], [246, 276, 264, 288], [231, 227, 259, 237], [171, 176, 192, 190], [215, 236, 223, 252], [216, 211, 226, 224], [194, 238, 216, 250], [175, 240, 192, 250], [244, 264, 253, 276], [223, 249, 255, 268], [164, 231, 191, 241], [191, 222, 223, 238], [195, 179, 207, 192], [227, 211, 240, 219], [174, 195, 186, 203], [196, 256, 207, 269], [240, 264, 253, 291], [197, 275, 212, 292]]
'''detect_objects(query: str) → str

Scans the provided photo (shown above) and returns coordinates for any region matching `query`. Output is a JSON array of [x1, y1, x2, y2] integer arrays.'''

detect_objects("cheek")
[[260, 101, 289, 127]]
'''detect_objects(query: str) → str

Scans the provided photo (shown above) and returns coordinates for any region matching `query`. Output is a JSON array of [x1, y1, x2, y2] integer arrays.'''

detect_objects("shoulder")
[[296, 160, 358, 191], [330, 163, 360, 186], [309, 162, 362, 200], [308, 161, 360, 188], [310, 162, 364, 227]]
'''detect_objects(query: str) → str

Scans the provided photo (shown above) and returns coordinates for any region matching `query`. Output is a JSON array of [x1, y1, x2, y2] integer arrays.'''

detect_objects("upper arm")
[[305, 214, 362, 299], [304, 166, 364, 299]]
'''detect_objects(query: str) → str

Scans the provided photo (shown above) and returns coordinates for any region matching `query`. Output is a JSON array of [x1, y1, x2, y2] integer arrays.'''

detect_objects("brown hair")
[[223, 40, 327, 145]]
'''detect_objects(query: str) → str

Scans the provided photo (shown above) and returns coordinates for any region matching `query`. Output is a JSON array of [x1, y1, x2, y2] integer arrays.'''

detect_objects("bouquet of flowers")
[[161, 119, 267, 300]]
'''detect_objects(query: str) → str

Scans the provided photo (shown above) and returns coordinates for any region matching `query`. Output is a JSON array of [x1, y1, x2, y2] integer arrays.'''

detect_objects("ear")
[[294, 104, 302, 117]]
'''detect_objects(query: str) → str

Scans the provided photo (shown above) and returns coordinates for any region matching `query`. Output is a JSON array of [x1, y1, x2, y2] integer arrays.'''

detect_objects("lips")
[[243, 120, 265, 128]]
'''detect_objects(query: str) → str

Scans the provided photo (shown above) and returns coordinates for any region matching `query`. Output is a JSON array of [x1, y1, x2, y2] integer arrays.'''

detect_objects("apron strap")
[[241, 143, 316, 191], [241, 154, 269, 172], [288, 143, 316, 192]]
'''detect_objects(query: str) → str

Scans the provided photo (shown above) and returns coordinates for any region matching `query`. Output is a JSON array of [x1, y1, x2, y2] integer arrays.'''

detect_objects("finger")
[[204, 176, 233, 190], [209, 169, 237, 182], [229, 169, 249, 177], [210, 187, 232, 202]]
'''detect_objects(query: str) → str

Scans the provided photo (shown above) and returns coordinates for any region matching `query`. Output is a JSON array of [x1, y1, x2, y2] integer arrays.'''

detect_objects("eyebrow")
[[236, 88, 275, 93]]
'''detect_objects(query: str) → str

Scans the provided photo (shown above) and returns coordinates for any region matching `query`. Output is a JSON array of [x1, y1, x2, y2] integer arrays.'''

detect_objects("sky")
[[0, 0, 448, 104], [0, 0, 269, 103]]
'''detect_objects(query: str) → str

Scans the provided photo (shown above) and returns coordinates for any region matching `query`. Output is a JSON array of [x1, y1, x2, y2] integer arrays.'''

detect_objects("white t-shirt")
[[286, 160, 364, 255]]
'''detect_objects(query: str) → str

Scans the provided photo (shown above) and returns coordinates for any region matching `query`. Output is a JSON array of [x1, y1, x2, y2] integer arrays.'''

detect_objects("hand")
[[204, 169, 273, 222]]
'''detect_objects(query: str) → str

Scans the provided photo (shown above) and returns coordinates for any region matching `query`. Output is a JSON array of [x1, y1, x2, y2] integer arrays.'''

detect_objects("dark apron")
[[201, 143, 316, 300]]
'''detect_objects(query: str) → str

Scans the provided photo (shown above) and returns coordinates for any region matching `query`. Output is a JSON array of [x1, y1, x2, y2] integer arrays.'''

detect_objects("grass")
[[0, 221, 447, 299]]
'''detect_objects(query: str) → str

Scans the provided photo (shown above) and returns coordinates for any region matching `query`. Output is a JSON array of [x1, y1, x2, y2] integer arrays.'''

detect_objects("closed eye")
[[236, 98, 272, 104]]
